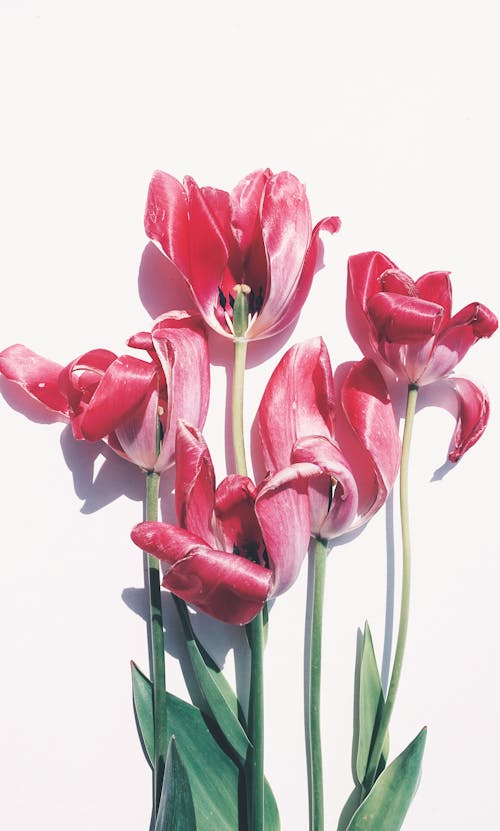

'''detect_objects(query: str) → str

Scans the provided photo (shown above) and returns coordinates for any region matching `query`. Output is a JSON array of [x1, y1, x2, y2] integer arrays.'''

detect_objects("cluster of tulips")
[[0, 168, 497, 831]]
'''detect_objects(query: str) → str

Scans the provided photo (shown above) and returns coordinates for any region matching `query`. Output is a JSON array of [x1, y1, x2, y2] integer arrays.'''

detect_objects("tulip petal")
[[0, 344, 69, 416], [430, 376, 490, 462], [366, 292, 444, 344], [183, 177, 231, 335], [144, 170, 191, 278], [230, 169, 270, 256], [151, 311, 210, 471], [174, 421, 218, 548], [292, 435, 359, 539], [416, 271, 452, 324], [249, 172, 311, 338], [255, 463, 316, 596], [215, 475, 265, 564], [341, 359, 400, 526], [422, 302, 498, 384], [258, 337, 335, 472], [348, 251, 399, 311], [131, 522, 271, 625], [78, 355, 157, 442]]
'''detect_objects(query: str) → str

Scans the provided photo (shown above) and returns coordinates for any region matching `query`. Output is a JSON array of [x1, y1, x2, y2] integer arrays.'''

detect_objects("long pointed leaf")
[[131, 662, 280, 830], [356, 623, 389, 784], [173, 596, 250, 764], [155, 737, 197, 831], [347, 728, 427, 831]]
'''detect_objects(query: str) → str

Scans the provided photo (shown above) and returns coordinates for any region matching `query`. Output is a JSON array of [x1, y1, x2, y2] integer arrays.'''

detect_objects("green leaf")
[[173, 596, 250, 765], [155, 737, 197, 831], [131, 660, 154, 765], [356, 622, 389, 784], [131, 662, 280, 830], [347, 727, 427, 831]]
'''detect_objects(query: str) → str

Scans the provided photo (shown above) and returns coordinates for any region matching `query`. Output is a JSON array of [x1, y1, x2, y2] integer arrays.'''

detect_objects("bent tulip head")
[[131, 421, 314, 624], [347, 251, 497, 460], [145, 168, 341, 340], [0, 311, 209, 473], [257, 338, 401, 542], [347, 251, 498, 386]]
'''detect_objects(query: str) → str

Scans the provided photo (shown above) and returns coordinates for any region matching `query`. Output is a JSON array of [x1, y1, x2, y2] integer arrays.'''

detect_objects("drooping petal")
[[77, 355, 157, 442], [421, 302, 499, 384], [215, 475, 265, 564], [183, 177, 231, 336], [59, 348, 118, 422], [144, 170, 191, 279], [248, 172, 311, 338], [255, 462, 316, 596], [429, 376, 490, 462], [131, 522, 272, 625], [257, 337, 335, 472], [0, 344, 69, 416], [340, 359, 400, 526], [366, 292, 445, 343], [174, 421, 218, 548], [291, 435, 359, 539], [348, 251, 399, 312], [151, 311, 210, 471]]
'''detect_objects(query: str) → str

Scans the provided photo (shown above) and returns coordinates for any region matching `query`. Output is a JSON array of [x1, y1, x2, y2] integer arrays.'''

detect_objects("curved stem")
[[364, 383, 418, 791], [231, 336, 264, 831], [307, 537, 328, 831], [145, 470, 167, 815]]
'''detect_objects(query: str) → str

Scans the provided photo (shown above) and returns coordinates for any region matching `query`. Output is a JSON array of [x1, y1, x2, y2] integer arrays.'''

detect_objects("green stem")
[[232, 339, 248, 477], [307, 537, 328, 831], [145, 470, 167, 815], [231, 335, 264, 831], [363, 383, 419, 791]]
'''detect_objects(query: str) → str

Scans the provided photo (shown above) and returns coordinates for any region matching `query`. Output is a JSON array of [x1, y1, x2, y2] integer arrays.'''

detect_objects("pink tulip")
[[131, 421, 316, 624], [257, 338, 401, 541], [0, 311, 209, 473], [347, 251, 498, 459], [145, 168, 341, 340]]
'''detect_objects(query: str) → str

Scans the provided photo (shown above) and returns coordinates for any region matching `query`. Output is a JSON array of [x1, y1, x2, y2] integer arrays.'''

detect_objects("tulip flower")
[[131, 421, 316, 624], [0, 311, 209, 472], [145, 168, 341, 340], [257, 337, 401, 542], [347, 251, 498, 460]]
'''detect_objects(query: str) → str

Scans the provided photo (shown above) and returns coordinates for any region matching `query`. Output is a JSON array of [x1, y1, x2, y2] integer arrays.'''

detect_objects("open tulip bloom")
[[0, 310, 210, 472], [145, 168, 341, 340]]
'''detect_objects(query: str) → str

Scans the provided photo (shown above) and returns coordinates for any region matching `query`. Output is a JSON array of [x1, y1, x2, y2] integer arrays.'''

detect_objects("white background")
[[1, 1, 499, 829]]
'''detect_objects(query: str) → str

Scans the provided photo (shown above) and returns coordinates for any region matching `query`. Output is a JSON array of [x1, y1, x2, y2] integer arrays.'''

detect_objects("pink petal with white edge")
[[113, 375, 159, 470], [0, 344, 69, 416], [258, 337, 335, 472], [292, 435, 359, 539], [429, 376, 490, 462], [152, 311, 210, 471], [174, 421, 218, 547], [78, 355, 157, 442], [341, 359, 400, 526], [249, 172, 311, 338], [144, 170, 191, 279], [230, 169, 271, 255], [131, 522, 271, 625], [255, 462, 317, 596]]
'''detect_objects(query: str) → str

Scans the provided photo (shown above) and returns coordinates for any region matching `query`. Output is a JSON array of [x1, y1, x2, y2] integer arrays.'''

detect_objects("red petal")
[[151, 311, 210, 471], [144, 170, 191, 278], [431, 376, 490, 461], [0, 344, 69, 415], [366, 292, 444, 343], [79, 355, 157, 442], [416, 271, 452, 325], [215, 475, 265, 564], [423, 302, 498, 384], [348, 251, 399, 311], [174, 421, 218, 547], [257, 337, 335, 472], [341, 359, 400, 525], [131, 522, 271, 625]]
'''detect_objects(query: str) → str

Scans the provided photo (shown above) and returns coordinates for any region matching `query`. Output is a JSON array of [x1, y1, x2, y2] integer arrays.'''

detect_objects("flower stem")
[[232, 339, 248, 477], [307, 536, 328, 831], [232, 336, 264, 831], [145, 470, 167, 815], [363, 383, 419, 791]]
